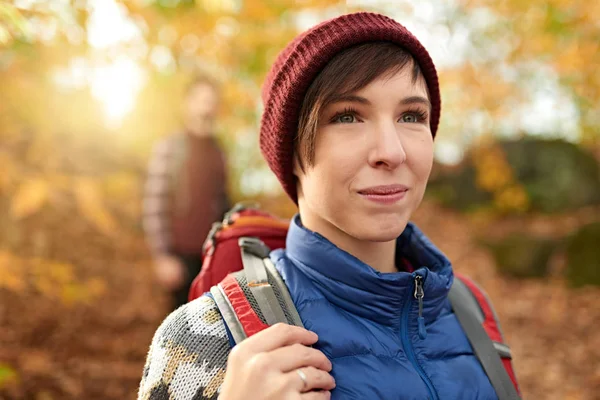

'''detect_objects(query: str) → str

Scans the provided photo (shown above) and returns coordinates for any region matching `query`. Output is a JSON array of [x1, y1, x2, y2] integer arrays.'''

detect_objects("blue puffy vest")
[[271, 215, 497, 399]]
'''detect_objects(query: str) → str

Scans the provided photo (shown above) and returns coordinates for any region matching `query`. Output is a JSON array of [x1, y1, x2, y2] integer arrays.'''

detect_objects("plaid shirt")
[[142, 135, 181, 255]]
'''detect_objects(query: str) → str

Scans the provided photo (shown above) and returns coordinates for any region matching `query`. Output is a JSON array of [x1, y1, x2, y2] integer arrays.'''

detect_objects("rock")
[[427, 138, 600, 214], [501, 139, 600, 213], [565, 222, 600, 288], [481, 233, 557, 278], [427, 162, 492, 212]]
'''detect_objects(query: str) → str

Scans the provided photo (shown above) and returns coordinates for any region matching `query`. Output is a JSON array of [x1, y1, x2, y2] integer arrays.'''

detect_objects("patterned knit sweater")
[[138, 295, 230, 400]]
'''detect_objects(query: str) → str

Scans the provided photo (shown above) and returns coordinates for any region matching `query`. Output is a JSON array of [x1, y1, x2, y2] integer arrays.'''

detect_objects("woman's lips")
[[357, 185, 409, 205]]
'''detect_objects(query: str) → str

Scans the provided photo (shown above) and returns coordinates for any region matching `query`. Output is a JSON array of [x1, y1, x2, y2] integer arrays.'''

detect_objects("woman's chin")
[[350, 218, 408, 242]]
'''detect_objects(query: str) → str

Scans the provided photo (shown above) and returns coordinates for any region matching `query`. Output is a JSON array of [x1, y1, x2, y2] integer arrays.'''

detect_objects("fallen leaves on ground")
[[0, 201, 598, 399]]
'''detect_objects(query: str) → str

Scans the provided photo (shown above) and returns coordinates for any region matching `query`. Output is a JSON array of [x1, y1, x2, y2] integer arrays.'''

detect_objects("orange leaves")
[[0, 251, 27, 292], [494, 184, 529, 213], [440, 64, 520, 116], [0, 151, 17, 193], [0, 250, 107, 306], [472, 143, 530, 213], [102, 172, 142, 221], [240, 0, 279, 21], [7, 172, 122, 238], [457, 0, 599, 141], [473, 145, 514, 192], [8, 175, 121, 237], [10, 179, 50, 220], [552, 41, 587, 76], [73, 178, 119, 237]]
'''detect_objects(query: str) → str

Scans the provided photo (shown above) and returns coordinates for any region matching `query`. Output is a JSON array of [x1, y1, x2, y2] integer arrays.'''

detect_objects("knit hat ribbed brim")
[[260, 12, 441, 204]]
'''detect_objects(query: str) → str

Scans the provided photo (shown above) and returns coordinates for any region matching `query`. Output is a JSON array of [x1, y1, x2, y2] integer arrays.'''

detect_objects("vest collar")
[[284, 215, 454, 326]]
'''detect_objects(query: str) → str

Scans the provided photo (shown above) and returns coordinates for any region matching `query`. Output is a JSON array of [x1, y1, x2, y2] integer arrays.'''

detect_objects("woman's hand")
[[219, 323, 335, 399]]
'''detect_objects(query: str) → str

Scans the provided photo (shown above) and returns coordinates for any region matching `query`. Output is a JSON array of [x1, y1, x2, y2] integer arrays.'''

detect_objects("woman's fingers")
[[222, 324, 336, 399], [241, 323, 319, 354], [289, 367, 336, 393], [301, 391, 332, 400], [270, 343, 332, 372]]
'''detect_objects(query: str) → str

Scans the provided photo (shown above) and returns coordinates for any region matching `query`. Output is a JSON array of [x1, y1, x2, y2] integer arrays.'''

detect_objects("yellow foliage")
[[477, 164, 513, 192], [102, 172, 142, 219], [61, 283, 90, 306], [473, 146, 514, 192], [555, 41, 599, 76], [58, 276, 108, 306], [0, 151, 16, 192], [74, 179, 118, 237], [451, 0, 600, 144], [0, 2, 26, 47], [85, 277, 108, 298], [203, 0, 238, 13], [0, 363, 19, 389], [1, 252, 107, 306], [103, 172, 139, 200], [472, 142, 530, 213], [10, 179, 50, 220], [494, 184, 530, 213], [45, 260, 75, 284], [0, 251, 26, 291], [241, 1, 277, 20]]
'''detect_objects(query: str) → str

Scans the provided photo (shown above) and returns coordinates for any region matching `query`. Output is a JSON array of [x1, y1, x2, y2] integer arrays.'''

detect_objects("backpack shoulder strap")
[[210, 282, 248, 344], [214, 241, 520, 398], [449, 276, 521, 400], [211, 237, 303, 345], [238, 237, 294, 326]]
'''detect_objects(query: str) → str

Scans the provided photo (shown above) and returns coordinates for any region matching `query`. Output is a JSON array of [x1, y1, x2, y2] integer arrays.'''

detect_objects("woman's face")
[[183, 83, 219, 137], [295, 68, 434, 246]]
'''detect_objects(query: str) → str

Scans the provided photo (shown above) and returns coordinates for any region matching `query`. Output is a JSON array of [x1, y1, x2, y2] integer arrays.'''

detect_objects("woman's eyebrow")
[[327, 94, 431, 110], [400, 96, 431, 110], [329, 94, 371, 105]]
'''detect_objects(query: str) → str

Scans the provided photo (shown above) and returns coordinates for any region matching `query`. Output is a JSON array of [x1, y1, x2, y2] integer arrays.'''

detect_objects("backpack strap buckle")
[[239, 236, 271, 259]]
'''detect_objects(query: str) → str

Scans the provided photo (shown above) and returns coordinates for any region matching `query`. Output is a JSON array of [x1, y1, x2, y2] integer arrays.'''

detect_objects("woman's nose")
[[367, 121, 407, 169]]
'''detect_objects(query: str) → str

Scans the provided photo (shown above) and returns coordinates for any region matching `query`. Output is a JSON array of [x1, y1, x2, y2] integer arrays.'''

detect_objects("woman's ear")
[[293, 154, 303, 178], [293, 155, 305, 200]]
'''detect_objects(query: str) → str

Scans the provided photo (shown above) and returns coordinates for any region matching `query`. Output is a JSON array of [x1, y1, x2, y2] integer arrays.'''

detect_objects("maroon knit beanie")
[[260, 12, 441, 204]]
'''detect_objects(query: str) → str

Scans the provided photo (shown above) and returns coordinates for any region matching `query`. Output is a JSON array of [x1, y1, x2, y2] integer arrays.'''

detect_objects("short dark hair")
[[296, 41, 427, 170]]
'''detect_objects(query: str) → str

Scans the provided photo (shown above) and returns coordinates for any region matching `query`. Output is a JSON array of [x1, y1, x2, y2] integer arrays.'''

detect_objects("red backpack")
[[189, 204, 521, 400]]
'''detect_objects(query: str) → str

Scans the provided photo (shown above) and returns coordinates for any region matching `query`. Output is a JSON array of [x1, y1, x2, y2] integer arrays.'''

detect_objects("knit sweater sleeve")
[[138, 295, 231, 400]]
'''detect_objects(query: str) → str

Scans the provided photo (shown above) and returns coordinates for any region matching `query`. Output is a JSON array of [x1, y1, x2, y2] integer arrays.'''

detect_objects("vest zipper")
[[415, 275, 427, 340], [401, 273, 439, 400]]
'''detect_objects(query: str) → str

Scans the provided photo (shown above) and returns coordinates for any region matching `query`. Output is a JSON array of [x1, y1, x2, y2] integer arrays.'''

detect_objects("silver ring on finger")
[[296, 368, 308, 391]]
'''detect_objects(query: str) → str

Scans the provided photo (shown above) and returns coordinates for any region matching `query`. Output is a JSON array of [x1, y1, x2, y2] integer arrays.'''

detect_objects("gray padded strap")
[[451, 279, 512, 358], [454, 279, 486, 324], [239, 237, 289, 326], [493, 342, 512, 359], [449, 278, 520, 400], [210, 285, 246, 344], [263, 257, 304, 327]]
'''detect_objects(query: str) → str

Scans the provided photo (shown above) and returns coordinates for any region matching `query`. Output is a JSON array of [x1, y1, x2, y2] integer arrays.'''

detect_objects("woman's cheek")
[[408, 140, 434, 179]]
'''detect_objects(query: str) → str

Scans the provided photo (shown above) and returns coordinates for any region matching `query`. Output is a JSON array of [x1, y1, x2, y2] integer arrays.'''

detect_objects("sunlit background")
[[0, 0, 598, 399]]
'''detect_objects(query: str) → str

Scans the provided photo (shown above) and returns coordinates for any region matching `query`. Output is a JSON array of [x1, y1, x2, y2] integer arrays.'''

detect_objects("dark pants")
[[171, 253, 203, 311]]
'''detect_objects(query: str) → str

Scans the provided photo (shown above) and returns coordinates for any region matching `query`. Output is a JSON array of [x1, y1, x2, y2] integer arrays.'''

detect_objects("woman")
[[138, 12, 512, 400]]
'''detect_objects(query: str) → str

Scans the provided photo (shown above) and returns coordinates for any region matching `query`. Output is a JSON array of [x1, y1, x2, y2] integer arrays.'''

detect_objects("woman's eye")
[[337, 114, 356, 123], [401, 113, 418, 123]]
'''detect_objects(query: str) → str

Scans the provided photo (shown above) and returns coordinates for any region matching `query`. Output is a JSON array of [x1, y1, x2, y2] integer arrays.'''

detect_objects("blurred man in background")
[[143, 75, 230, 312]]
